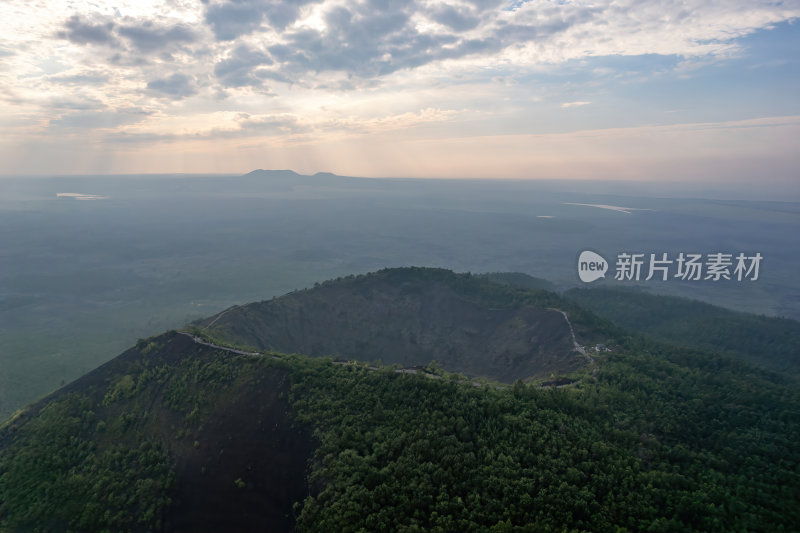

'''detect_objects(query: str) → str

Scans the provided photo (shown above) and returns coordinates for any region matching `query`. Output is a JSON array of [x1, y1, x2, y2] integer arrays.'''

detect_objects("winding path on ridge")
[[549, 309, 598, 376], [178, 306, 594, 388]]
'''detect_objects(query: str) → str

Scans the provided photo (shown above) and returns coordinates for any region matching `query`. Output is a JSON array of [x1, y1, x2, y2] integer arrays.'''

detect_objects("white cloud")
[[0, 0, 798, 175], [561, 101, 591, 108]]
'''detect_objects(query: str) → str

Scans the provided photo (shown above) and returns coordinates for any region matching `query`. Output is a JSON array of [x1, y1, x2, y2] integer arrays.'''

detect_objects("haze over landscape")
[[1, 1, 799, 531], [1, 171, 798, 421]]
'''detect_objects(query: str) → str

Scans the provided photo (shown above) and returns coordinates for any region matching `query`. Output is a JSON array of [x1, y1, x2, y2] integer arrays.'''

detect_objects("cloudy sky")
[[1, 0, 798, 185]]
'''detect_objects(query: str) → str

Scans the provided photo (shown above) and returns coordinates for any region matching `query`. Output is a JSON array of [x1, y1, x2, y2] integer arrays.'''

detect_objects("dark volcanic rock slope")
[[198, 268, 585, 382], [0, 332, 314, 533]]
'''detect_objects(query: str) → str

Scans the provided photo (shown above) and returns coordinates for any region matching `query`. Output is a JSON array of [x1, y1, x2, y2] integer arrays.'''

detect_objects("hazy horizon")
[[1, 2, 798, 189], [2, 170, 797, 202]]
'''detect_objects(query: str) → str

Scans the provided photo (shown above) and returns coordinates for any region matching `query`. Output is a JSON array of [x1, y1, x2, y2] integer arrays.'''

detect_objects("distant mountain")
[[2, 268, 799, 532], [311, 171, 339, 180], [194, 267, 610, 382], [240, 169, 352, 187], [242, 169, 304, 179]]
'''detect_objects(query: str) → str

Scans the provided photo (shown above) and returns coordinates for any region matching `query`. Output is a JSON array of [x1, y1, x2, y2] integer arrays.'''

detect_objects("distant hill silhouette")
[[240, 169, 353, 189]]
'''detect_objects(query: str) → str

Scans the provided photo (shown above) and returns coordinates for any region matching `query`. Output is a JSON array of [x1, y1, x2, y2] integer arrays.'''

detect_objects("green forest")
[[289, 343, 800, 532], [1, 332, 798, 531], [564, 287, 800, 374], [1, 270, 799, 532]]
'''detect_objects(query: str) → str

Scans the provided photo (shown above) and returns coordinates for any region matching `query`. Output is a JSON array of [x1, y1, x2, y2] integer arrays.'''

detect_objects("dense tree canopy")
[[288, 346, 800, 532]]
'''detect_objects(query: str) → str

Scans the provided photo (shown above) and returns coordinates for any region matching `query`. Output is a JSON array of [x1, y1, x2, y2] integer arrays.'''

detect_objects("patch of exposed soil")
[[166, 369, 314, 533]]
